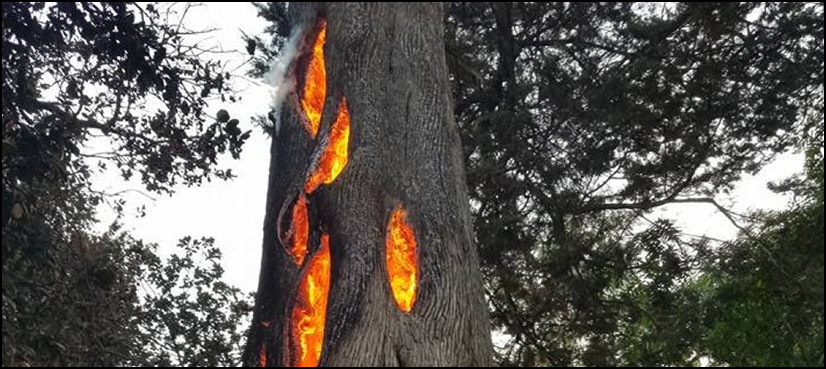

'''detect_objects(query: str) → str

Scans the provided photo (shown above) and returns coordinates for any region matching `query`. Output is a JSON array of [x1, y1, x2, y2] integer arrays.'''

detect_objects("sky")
[[89, 3, 806, 295]]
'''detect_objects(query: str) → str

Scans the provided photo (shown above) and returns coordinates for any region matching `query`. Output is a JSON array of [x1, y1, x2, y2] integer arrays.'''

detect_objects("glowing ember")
[[300, 20, 327, 137], [259, 344, 267, 367], [287, 195, 310, 266], [291, 233, 331, 367], [386, 205, 418, 313], [304, 98, 350, 194]]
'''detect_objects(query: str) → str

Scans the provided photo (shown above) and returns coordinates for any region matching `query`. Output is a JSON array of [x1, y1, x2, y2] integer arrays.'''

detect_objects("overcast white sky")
[[89, 3, 806, 295]]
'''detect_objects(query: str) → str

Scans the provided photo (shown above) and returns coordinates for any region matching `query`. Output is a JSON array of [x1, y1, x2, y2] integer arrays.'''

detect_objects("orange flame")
[[300, 20, 327, 137], [386, 205, 418, 313], [291, 233, 331, 367], [287, 195, 310, 266], [304, 98, 350, 194], [259, 344, 267, 367]]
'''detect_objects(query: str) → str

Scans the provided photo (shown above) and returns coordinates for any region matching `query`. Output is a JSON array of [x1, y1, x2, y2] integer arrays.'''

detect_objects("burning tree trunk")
[[244, 3, 493, 366]]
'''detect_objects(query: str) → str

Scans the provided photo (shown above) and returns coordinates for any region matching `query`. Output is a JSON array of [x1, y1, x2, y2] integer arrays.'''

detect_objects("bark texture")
[[244, 3, 493, 366]]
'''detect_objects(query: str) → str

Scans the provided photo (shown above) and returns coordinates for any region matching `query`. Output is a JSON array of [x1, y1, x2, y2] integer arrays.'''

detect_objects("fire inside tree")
[[290, 234, 331, 367], [304, 97, 350, 195], [386, 205, 418, 314], [299, 19, 327, 137], [246, 3, 493, 367]]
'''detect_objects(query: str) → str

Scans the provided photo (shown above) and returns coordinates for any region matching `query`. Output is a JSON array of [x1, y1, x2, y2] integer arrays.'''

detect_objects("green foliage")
[[2, 2, 252, 367], [2, 2, 251, 194], [2, 221, 252, 366], [611, 220, 709, 367], [699, 145, 824, 367], [245, 2, 289, 80], [2, 224, 141, 366], [131, 236, 253, 367]]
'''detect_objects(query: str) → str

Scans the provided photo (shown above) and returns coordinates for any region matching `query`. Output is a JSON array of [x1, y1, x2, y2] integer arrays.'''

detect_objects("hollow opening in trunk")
[[386, 204, 419, 313], [299, 19, 327, 137], [289, 233, 331, 367], [304, 97, 350, 194]]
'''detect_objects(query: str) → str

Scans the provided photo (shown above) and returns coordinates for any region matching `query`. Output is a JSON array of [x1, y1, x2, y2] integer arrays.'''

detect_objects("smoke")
[[264, 26, 304, 136]]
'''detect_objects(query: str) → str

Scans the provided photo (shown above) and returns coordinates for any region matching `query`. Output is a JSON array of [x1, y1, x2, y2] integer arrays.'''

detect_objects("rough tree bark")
[[244, 3, 493, 366]]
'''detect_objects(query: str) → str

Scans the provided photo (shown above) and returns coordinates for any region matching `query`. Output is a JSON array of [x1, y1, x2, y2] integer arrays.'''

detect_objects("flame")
[[287, 195, 310, 266], [259, 344, 267, 367], [300, 20, 327, 137], [386, 205, 418, 313], [291, 233, 331, 367], [304, 98, 350, 194]]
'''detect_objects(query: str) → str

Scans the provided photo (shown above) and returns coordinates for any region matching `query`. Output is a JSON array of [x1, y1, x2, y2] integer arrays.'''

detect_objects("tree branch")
[[33, 100, 161, 145]]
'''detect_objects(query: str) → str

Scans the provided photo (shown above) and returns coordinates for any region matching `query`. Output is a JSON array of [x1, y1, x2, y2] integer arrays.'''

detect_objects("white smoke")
[[264, 26, 304, 136]]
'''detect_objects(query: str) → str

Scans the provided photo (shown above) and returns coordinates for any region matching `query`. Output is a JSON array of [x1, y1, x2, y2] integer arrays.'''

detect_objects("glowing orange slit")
[[300, 20, 327, 137], [259, 343, 267, 367], [305, 98, 350, 194], [287, 195, 310, 266], [386, 205, 418, 313], [290, 233, 331, 367]]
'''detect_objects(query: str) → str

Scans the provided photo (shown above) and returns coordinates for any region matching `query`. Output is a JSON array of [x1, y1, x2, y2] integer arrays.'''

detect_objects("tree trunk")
[[244, 3, 493, 366]]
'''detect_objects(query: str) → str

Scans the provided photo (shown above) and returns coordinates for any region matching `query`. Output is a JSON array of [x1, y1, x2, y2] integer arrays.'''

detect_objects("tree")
[[2, 2, 251, 195], [444, 2, 823, 365], [696, 117, 824, 367], [3, 2, 252, 366], [247, 2, 824, 366], [132, 235, 253, 367], [2, 215, 252, 366], [244, 3, 493, 366]]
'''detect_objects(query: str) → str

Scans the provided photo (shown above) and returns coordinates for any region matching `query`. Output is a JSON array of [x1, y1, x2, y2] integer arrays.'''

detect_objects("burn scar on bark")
[[287, 195, 310, 266], [278, 187, 328, 268], [275, 187, 301, 260], [304, 97, 351, 194]]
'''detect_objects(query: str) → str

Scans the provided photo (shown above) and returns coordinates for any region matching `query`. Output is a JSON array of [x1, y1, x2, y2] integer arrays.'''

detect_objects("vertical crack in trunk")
[[290, 233, 331, 367], [300, 19, 327, 137], [288, 14, 354, 366]]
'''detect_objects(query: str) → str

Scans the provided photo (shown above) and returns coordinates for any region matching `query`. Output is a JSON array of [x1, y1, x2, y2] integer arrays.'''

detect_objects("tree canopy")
[[442, 2, 823, 365], [3, 2, 251, 366]]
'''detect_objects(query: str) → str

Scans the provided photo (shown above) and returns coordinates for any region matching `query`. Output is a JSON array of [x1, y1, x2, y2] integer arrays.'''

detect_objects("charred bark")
[[244, 3, 493, 366]]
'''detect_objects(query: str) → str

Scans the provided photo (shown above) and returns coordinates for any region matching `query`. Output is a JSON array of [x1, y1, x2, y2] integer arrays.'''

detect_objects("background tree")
[[131, 235, 253, 366], [696, 117, 824, 367], [2, 2, 252, 195], [2, 2, 252, 366], [444, 2, 823, 365]]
